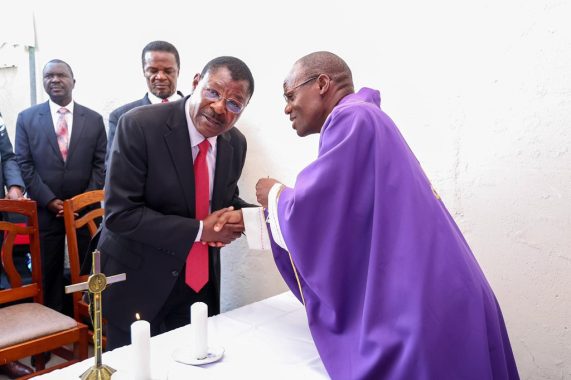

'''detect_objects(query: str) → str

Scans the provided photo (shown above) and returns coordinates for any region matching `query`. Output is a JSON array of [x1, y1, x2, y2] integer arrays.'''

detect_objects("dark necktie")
[[161, 98, 169, 103], [186, 139, 210, 292]]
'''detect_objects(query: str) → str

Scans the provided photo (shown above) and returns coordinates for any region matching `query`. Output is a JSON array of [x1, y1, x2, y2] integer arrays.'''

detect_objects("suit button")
[[171, 270, 179, 276]]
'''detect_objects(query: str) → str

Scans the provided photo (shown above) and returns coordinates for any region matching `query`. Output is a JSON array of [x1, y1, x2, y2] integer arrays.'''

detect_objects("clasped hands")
[[200, 178, 279, 247], [5, 186, 25, 201]]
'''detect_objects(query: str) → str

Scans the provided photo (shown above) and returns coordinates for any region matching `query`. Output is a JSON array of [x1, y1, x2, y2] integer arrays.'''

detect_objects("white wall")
[[0, 0, 569, 378]]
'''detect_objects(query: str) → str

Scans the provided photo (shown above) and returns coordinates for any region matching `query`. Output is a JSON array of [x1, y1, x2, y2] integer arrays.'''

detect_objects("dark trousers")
[[106, 270, 217, 350], [39, 212, 90, 314]]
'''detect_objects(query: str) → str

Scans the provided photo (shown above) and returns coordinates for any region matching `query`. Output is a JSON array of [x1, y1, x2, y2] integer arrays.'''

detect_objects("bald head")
[[295, 51, 353, 88]]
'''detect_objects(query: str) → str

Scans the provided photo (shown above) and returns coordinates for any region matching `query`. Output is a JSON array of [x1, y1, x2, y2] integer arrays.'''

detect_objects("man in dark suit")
[[106, 40, 184, 166], [0, 111, 25, 201], [0, 111, 26, 286], [0, 111, 34, 379], [15, 59, 107, 314], [100, 56, 254, 349]]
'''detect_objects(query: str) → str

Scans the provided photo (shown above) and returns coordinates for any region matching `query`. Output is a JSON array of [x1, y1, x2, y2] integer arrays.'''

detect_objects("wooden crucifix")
[[65, 249, 126, 380]]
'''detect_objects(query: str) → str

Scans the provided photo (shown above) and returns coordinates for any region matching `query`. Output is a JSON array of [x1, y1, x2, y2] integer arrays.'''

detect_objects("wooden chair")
[[0, 199, 88, 375], [63, 190, 105, 346]]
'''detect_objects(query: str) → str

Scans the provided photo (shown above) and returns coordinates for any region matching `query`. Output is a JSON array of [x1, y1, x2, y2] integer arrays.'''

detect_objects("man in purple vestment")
[[217, 51, 519, 380]]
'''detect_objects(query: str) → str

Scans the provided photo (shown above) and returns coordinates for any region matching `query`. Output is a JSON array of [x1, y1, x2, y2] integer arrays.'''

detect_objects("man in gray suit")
[[15, 59, 107, 313], [106, 40, 183, 165]]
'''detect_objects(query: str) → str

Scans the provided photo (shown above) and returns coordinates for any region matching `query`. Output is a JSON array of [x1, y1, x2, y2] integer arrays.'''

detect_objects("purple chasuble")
[[268, 88, 519, 379]]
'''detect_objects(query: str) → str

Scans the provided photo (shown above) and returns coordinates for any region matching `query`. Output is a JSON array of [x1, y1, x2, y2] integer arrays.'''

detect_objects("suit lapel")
[[38, 102, 64, 163], [66, 103, 85, 162], [212, 133, 233, 211], [163, 100, 196, 217]]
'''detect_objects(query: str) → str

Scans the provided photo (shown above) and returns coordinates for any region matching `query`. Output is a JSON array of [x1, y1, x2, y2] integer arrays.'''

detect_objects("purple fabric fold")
[[269, 88, 519, 379]]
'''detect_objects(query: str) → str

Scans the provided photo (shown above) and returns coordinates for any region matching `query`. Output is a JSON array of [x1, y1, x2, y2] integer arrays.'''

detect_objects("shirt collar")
[[48, 99, 74, 114], [147, 91, 183, 105]]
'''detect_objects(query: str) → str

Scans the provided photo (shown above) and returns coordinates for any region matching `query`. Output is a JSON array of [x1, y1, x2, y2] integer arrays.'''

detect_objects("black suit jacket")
[[106, 92, 184, 165], [0, 112, 25, 197], [15, 101, 106, 224], [106, 94, 150, 165], [99, 97, 250, 331]]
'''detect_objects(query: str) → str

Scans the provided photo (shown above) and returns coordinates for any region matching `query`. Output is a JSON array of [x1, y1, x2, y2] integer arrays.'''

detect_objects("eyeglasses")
[[283, 76, 319, 103], [202, 87, 244, 114]]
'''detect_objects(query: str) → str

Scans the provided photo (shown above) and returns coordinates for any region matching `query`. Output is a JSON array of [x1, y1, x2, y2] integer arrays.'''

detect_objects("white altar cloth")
[[33, 292, 328, 379]]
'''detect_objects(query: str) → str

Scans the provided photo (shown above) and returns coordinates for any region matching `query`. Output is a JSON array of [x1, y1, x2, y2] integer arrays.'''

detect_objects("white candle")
[[131, 315, 151, 380], [191, 302, 208, 359]]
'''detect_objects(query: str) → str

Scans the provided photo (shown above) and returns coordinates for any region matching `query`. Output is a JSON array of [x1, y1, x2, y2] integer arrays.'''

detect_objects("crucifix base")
[[80, 364, 116, 380]]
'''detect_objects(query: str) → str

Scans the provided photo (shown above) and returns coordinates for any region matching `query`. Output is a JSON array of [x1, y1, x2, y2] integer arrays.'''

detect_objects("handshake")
[[199, 178, 279, 247]]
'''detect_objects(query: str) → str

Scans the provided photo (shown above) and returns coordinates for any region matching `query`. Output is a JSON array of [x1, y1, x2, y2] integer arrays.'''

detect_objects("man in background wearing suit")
[[0, 110, 32, 379], [106, 40, 183, 166], [100, 56, 254, 349], [0, 110, 26, 285], [15, 59, 107, 314], [0, 112, 25, 202]]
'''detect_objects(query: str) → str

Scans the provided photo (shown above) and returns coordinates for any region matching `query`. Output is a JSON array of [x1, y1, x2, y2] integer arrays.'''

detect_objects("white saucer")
[[172, 346, 224, 365]]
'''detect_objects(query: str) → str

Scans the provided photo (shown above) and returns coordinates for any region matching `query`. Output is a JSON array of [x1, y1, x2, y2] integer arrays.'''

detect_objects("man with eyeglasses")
[[105, 40, 184, 167], [98, 56, 254, 350], [214, 51, 519, 379]]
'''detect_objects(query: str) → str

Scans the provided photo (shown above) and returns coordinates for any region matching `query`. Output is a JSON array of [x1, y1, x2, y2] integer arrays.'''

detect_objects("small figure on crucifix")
[[65, 249, 126, 380]]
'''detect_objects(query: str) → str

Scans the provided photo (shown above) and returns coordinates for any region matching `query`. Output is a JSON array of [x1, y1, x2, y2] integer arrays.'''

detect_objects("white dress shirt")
[[147, 91, 183, 104], [48, 99, 74, 138], [185, 98, 218, 241]]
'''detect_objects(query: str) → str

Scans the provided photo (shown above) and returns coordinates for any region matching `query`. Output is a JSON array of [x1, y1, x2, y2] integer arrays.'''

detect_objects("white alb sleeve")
[[267, 183, 289, 251], [242, 207, 271, 250]]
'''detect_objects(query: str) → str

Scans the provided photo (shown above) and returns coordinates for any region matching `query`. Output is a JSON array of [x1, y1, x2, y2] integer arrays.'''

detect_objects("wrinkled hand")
[[6, 186, 24, 200], [256, 178, 279, 208], [47, 198, 64, 217], [201, 207, 244, 247]]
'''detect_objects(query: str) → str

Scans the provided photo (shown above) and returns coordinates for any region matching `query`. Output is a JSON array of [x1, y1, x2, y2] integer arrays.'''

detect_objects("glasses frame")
[[202, 87, 245, 114], [283, 75, 320, 103]]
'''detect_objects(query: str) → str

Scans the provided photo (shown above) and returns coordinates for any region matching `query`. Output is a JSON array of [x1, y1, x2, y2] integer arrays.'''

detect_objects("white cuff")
[[195, 221, 203, 242]]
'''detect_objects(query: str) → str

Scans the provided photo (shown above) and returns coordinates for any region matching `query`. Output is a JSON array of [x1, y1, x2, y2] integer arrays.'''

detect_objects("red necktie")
[[161, 98, 169, 103], [186, 139, 210, 292], [56, 108, 69, 161]]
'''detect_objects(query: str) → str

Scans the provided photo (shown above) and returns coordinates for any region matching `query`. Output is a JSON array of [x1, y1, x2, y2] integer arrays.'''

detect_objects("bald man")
[[216, 51, 519, 379]]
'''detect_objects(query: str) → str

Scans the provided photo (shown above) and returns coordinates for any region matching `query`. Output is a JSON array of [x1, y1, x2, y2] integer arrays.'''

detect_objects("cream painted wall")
[[0, 0, 569, 378]]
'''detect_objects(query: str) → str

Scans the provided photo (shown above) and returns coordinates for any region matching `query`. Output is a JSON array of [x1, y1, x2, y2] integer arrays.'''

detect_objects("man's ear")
[[192, 73, 201, 90], [317, 74, 331, 95]]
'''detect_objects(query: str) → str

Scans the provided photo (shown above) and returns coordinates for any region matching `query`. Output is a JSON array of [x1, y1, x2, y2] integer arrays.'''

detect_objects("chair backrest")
[[63, 189, 104, 286], [0, 199, 43, 305]]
